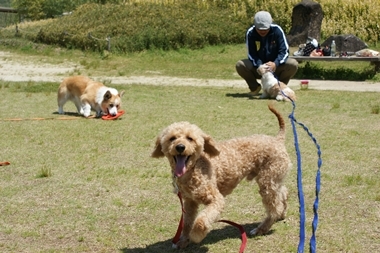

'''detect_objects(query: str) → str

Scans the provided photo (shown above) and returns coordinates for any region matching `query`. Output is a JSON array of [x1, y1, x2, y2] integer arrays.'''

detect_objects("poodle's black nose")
[[176, 144, 185, 153]]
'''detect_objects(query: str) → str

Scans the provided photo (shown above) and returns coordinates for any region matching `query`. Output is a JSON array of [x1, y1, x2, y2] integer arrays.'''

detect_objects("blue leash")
[[274, 77, 322, 253], [289, 101, 322, 253]]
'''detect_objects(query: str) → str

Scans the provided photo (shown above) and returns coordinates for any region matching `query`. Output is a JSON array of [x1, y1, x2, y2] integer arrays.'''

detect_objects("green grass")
[[0, 81, 379, 252], [371, 104, 380, 114]]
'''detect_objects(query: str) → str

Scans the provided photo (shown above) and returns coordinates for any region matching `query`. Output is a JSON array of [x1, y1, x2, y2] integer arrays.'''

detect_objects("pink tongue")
[[175, 155, 187, 177]]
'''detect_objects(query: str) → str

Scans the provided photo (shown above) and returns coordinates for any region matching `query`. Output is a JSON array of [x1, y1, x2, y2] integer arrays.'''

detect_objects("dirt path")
[[1, 50, 380, 92]]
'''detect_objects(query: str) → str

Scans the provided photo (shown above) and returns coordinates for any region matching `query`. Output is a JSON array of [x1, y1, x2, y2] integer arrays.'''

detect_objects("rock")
[[321, 35, 368, 53], [286, 0, 323, 46]]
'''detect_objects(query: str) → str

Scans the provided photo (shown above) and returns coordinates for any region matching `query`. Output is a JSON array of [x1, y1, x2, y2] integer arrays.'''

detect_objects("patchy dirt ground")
[[0, 51, 77, 83], [1, 50, 380, 92]]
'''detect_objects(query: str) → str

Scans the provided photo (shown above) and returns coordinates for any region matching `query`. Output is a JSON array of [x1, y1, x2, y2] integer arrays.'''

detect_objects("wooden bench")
[[290, 56, 380, 72]]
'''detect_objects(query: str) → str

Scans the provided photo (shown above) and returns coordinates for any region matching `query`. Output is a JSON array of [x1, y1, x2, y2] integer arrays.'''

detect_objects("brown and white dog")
[[57, 76, 124, 117], [257, 64, 296, 102]]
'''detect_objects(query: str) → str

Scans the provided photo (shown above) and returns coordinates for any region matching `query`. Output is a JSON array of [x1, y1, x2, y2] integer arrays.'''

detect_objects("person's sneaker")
[[248, 86, 261, 96]]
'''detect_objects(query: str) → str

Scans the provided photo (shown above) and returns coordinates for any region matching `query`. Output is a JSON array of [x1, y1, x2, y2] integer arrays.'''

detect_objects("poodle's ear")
[[151, 137, 164, 158], [203, 134, 220, 157]]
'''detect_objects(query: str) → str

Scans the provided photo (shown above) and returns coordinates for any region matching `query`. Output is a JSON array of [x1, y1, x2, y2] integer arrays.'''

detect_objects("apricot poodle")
[[151, 104, 292, 249]]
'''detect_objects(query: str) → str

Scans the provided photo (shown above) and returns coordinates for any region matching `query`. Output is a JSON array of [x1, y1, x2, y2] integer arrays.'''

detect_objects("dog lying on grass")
[[151, 104, 292, 249], [57, 76, 124, 117]]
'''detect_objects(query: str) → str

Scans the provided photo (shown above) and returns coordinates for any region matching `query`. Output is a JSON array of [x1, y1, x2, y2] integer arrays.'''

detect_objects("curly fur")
[[257, 64, 296, 102], [151, 104, 292, 249]]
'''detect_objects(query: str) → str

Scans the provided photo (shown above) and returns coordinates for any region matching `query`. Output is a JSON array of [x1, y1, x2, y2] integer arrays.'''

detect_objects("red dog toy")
[[102, 110, 125, 120]]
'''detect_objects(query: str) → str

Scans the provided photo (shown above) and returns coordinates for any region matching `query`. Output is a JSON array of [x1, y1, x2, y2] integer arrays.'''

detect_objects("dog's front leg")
[[190, 191, 225, 244], [176, 198, 199, 249], [73, 98, 83, 114], [95, 110, 103, 118], [82, 103, 92, 117]]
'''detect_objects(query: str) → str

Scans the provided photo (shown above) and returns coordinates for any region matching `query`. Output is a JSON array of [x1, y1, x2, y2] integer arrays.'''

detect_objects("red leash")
[[172, 192, 247, 253], [218, 219, 247, 253], [172, 192, 185, 245], [1, 110, 126, 121]]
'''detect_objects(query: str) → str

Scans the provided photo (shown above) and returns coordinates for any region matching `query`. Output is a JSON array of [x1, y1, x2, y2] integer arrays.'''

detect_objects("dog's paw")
[[249, 227, 264, 236], [250, 226, 267, 236], [276, 95, 284, 101], [190, 218, 209, 243], [176, 237, 190, 249], [249, 228, 258, 236]]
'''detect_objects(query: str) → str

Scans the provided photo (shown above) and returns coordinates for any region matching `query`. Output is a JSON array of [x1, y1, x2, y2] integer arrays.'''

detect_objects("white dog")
[[57, 76, 124, 117], [257, 64, 296, 102]]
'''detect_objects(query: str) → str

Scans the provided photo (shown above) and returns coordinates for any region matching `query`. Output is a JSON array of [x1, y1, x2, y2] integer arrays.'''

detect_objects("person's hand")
[[266, 61, 276, 72], [310, 49, 323, 57]]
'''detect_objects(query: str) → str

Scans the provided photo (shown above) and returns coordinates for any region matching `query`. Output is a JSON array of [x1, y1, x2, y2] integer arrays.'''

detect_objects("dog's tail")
[[268, 103, 286, 140]]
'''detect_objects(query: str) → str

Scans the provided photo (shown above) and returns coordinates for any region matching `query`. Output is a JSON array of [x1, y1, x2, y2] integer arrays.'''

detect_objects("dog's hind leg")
[[275, 94, 285, 101], [278, 185, 288, 220], [250, 178, 288, 236], [189, 191, 225, 243], [57, 90, 68, 115], [57, 100, 66, 114]]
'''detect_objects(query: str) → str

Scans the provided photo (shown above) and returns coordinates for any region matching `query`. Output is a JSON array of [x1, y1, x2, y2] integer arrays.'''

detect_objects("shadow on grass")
[[120, 222, 264, 253], [225, 93, 265, 101], [52, 111, 82, 117], [225, 92, 253, 98], [225, 93, 270, 102]]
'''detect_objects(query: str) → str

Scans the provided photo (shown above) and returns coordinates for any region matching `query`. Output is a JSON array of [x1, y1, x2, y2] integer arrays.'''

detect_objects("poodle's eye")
[[169, 137, 176, 142], [187, 136, 193, 141]]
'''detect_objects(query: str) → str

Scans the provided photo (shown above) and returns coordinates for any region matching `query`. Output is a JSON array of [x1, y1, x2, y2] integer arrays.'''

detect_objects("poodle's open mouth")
[[174, 155, 190, 177]]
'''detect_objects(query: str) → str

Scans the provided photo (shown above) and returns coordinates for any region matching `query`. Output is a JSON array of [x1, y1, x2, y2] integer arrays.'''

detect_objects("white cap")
[[254, 11, 272, 30]]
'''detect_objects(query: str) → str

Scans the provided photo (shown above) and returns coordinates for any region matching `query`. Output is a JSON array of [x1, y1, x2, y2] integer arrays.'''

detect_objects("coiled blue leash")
[[274, 76, 322, 253]]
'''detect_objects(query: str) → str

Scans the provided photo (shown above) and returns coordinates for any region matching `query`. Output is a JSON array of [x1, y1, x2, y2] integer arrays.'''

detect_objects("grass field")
[[0, 81, 379, 252]]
